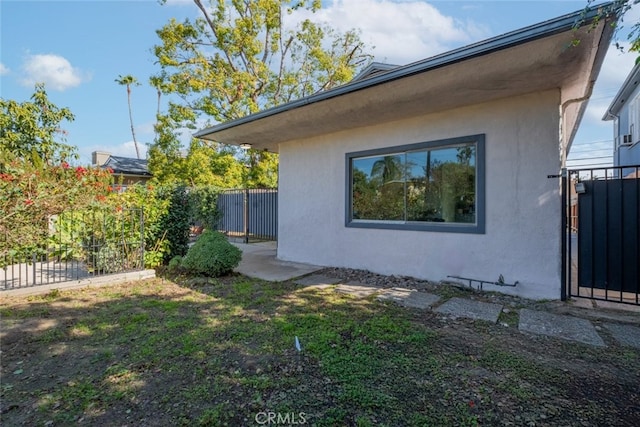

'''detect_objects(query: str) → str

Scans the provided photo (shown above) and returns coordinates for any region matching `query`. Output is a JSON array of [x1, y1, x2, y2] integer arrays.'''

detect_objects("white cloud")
[[0, 63, 9, 75], [137, 121, 157, 137], [287, 0, 489, 65], [20, 53, 89, 91], [581, 42, 638, 123]]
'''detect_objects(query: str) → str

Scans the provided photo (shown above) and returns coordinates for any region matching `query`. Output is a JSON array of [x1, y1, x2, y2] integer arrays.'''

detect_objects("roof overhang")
[[603, 61, 640, 120], [195, 3, 618, 153]]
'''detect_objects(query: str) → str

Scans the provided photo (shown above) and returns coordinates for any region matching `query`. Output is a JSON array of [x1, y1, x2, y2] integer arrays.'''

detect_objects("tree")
[[371, 155, 403, 184], [0, 83, 76, 165], [149, 0, 372, 186], [115, 74, 142, 159], [611, 0, 639, 55], [584, 1, 639, 60], [0, 85, 114, 260]]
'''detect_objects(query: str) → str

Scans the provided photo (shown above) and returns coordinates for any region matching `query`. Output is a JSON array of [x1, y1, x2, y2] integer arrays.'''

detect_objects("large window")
[[346, 134, 485, 233]]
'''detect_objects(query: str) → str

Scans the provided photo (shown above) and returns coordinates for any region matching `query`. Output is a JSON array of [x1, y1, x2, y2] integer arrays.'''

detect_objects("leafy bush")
[[167, 255, 183, 272], [0, 157, 113, 262], [105, 184, 171, 268], [157, 184, 191, 264], [188, 185, 221, 230], [96, 244, 124, 273], [180, 230, 241, 277]]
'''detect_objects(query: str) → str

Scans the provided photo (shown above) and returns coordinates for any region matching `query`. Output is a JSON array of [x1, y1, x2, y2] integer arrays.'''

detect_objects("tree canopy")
[[614, 0, 640, 56], [0, 83, 77, 165], [148, 0, 373, 188]]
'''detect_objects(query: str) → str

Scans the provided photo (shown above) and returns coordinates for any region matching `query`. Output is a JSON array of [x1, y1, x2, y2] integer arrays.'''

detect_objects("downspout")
[[610, 112, 621, 169], [602, 103, 620, 170], [559, 80, 596, 167], [557, 84, 594, 302]]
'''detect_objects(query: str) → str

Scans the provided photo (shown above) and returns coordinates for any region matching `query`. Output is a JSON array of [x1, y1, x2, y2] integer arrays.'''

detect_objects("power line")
[[571, 139, 613, 146], [566, 155, 613, 161], [566, 162, 614, 167]]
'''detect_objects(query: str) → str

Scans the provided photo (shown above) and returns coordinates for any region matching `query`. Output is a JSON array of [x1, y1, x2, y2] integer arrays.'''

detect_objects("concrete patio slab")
[[434, 297, 503, 323], [377, 288, 441, 309], [603, 323, 640, 349], [519, 309, 606, 347], [335, 282, 381, 298], [232, 242, 323, 282]]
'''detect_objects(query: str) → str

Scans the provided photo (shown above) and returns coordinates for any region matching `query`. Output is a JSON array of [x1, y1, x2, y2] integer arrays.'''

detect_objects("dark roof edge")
[[195, 1, 617, 139], [603, 61, 640, 120], [351, 62, 400, 82]]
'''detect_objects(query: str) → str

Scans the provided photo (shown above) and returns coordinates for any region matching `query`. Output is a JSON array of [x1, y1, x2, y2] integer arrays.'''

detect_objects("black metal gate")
[[216, 188, 277, 242], [563, 165, 640, 305]]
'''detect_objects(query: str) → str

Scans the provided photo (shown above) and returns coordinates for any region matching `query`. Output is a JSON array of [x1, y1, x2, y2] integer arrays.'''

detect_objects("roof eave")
[[194, 2, 617, 143], [602, 61, 640, 120]]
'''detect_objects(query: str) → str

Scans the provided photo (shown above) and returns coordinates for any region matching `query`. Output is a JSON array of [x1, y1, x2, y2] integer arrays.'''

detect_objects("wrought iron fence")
[[216, 188, 277, 242], [1, 207, 144, 290]]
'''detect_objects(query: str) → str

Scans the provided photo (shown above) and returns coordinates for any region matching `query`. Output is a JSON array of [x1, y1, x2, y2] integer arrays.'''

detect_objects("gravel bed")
[[315, 266, 542, 309]]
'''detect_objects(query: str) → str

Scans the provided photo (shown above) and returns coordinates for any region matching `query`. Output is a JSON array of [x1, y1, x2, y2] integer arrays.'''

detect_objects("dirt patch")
[[1, 274, 639, 426]]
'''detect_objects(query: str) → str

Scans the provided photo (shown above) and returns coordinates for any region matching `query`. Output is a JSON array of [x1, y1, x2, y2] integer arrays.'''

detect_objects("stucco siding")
[[278, 90, 562, 300]]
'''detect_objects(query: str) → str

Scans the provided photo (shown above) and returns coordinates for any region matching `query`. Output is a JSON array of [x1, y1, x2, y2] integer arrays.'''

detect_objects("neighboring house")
[[603, 62, 640, 174], [351, 62, 399, 82], [195, 5, 618, 300], [92, 151, 152, 187]]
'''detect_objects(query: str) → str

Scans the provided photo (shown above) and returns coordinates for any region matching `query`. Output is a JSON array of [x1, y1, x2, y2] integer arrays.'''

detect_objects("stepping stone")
[[603, 323, 640, 349], [434, 297, 503, 323], [519, 309, 605, 347], [377, 288, 441, 309], [294, 274, 341, 289], [335, 282, 381, 298]]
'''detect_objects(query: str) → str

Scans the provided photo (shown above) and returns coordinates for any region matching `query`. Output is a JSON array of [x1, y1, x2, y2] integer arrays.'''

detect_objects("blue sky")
[[1, 0, 638, 167]]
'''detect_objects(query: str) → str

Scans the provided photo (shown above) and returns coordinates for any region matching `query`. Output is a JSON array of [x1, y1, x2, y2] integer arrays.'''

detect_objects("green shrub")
[[157, 184, 192, 264], [189, 185, 221, 230], [180, 230, 241, 277], [167, 255, 183, 272], [96, 244, 124, 273]]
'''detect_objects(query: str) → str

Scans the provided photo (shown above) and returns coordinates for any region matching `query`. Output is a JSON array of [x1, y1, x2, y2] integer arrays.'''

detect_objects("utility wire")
[[566, 155, 613, 161]]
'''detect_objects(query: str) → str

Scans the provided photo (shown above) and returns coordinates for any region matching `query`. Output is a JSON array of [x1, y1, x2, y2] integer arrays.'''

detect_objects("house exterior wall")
[[92, 151, 111, 167], [114, 175, 152, 187], [614, 79, 640, 167], [277, 90, 563, 300]]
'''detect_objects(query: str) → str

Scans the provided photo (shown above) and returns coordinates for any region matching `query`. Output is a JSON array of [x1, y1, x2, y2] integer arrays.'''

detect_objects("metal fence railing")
[[216, 188, 277, 242], [1, 207, 144, 291]]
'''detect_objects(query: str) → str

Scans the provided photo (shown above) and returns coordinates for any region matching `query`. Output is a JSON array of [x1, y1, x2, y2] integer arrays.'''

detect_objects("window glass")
[[352, 154, 404, 220], [405, 145, 476, 223], [347, 135, 483, 233]]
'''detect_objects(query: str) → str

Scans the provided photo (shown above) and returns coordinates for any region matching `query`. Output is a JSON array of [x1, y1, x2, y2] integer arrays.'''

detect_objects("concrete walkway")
[[232, 242, 640, 349], [232, 241, 324, 282]]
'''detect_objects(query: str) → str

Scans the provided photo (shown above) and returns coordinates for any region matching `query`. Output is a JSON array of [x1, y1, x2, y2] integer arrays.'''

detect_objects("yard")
[[1, 273, 639, 426]]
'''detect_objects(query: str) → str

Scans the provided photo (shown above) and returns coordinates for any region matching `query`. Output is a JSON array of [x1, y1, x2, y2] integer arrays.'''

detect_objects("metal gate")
[[216, 188, 277, 242], [563, 165, 640, 305]]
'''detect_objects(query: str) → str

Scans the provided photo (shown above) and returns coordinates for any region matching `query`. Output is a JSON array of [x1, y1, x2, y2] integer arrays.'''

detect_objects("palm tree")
[[371, 155, 402, 184], [115, 75, 141, 159], [149, 76, 162, 118]]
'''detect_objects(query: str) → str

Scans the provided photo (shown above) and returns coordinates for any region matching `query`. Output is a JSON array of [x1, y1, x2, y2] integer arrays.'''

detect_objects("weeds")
[[1, 277, 638, 426]]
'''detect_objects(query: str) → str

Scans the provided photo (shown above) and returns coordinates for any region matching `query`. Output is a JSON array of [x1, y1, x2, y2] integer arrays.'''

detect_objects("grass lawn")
[[1, 274, 639, 426]]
